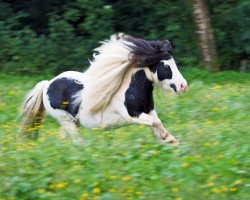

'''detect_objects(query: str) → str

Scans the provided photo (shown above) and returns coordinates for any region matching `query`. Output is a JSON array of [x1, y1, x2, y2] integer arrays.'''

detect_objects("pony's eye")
[[164, 65, 170, 69]]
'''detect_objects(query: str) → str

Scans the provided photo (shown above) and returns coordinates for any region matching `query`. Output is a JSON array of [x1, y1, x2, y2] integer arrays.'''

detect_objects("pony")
[[19, 33, 187, 145]]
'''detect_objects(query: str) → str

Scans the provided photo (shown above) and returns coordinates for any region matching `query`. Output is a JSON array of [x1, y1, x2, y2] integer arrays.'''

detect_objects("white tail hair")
[[84, 33, 133, 113], [19, 80, 49, 139]]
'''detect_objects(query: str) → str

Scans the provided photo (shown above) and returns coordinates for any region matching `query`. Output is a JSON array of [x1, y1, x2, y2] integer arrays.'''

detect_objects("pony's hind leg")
[[60, 126, 67, 139], [48, 109, 84, 145], [58, 118, 84, 145]]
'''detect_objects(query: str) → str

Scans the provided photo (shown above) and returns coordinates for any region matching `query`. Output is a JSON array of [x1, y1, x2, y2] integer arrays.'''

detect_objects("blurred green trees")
[[0, 0, 249, 75]]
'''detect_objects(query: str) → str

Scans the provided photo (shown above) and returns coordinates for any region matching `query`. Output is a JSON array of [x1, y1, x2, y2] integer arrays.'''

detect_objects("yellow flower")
[[180, 163, 189, 167], [91, 127, 102, 131], [196, 129, 204, 134], [211, 188, 221, 193], [74, 178, 81, 183], [209, 175, 217, 180], [127, 188, 133, 193], [216, 154, 223, 159], [8, 90, 16, 95], [80, 192, 89, 200], [93, 181, 100, 186], [220, 185, 228, 191], [221, 106, 228, 110], [211, 107, 219, 112], [56, 182, 68, 189], [93, 196, 100, 200], [37, 188, 45, 193], [203, 142, 211, 147], [135, 191, 142, 195], [122, 176, 131, 181], [150, 150, 159, 155], [207, 182, 214, 187], [109, 189, 116, 193], [195, 154, 201, 159], [109, 175, 117, 179], [171, 188, 179, 193], [212, 85, 222, 90], [230, 187, 237, 192], [204, 119, 212, 125], [233, 179, 243, 186], [48, 184, 56, 189], [93, 188, 101, 194]]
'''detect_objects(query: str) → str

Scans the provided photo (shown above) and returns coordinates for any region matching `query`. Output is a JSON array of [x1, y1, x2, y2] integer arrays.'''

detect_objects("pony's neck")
[[124, 67, 154, 115], [127, 67, 154, 92]]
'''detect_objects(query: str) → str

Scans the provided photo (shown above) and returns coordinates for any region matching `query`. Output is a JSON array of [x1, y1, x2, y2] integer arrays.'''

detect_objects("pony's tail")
[[18, 80, 49, 140]]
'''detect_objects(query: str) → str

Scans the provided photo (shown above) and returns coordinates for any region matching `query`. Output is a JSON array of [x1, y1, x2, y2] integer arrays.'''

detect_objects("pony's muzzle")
[[179, 82, 188, 92], [170, 82, 188, 93]]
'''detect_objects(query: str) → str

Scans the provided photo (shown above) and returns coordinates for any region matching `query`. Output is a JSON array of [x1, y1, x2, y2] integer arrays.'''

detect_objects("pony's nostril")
[[170, 84, 177, 92], [180, 83, 187, 92]]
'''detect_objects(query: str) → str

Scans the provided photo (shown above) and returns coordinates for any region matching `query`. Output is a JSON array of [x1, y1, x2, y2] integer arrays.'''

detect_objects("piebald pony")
[[19, 33, 187, 145]]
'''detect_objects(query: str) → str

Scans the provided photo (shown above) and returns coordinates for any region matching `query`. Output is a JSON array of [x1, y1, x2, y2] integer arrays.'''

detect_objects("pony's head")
[[124, 36, 187, 93], [149, 41, 188, 93]]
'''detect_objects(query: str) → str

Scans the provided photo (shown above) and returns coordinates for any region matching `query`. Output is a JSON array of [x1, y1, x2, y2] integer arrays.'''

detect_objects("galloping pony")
[[19, 33, 187, 145]]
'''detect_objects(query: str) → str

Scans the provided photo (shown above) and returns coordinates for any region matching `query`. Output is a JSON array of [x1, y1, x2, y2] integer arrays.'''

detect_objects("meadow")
[[0, 69, 249, 200]]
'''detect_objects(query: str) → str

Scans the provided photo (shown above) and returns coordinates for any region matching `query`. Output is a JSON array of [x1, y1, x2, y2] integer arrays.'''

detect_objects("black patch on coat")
[[149, 61, 172, 81], [124, 70, 154, 117], [47, 77, 84, 117]]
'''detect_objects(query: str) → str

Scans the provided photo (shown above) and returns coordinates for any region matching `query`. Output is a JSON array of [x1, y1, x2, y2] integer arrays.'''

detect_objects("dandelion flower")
[[56, 182, 68, 189], [122, 176, 131, 181], [230, 187, 237, 192], [93, 188, 101, 194], [37, 188, 45, 193], [211, 188, 221, 193], [180, 163, 189, 167], [172, 188, 179, 193]]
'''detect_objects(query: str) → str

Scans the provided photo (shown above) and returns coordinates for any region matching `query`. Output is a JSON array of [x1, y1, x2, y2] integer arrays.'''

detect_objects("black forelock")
[[123, 35, 172, 68]]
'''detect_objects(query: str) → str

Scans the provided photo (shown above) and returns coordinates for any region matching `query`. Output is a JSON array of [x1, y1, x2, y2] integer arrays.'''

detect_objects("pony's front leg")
[[152, 126, 178, 144], [131, 110, 178, 144], [149, 110, 178, 144]]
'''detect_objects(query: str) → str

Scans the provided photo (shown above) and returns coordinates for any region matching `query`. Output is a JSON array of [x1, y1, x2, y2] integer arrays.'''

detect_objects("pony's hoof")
[[168, 140, 179, 146], [163, 135, 179, 146], [160, 139, 179, 146]]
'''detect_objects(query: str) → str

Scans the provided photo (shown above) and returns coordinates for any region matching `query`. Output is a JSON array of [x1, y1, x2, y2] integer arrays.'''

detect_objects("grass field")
[[0, 69, 249, 200]]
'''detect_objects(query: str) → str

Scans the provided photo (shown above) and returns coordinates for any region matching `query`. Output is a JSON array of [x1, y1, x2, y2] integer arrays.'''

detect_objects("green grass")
[[0, 69, 250, 200]]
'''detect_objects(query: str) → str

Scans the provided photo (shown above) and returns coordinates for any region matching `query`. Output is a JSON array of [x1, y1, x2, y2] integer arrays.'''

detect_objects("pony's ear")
[[162, 40, 172, 50], [161, 40, 172, 55]]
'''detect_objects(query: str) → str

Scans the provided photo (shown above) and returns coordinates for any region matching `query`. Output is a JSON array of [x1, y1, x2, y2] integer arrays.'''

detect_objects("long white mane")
[[84, 33, 133, 113]]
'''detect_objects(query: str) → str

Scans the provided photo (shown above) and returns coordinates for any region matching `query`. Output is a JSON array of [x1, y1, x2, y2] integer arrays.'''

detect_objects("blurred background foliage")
[[0, 0, 249, 75]]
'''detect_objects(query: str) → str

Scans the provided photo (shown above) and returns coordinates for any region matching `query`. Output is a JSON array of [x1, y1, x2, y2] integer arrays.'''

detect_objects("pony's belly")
[[79, 112, 127, 129]]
